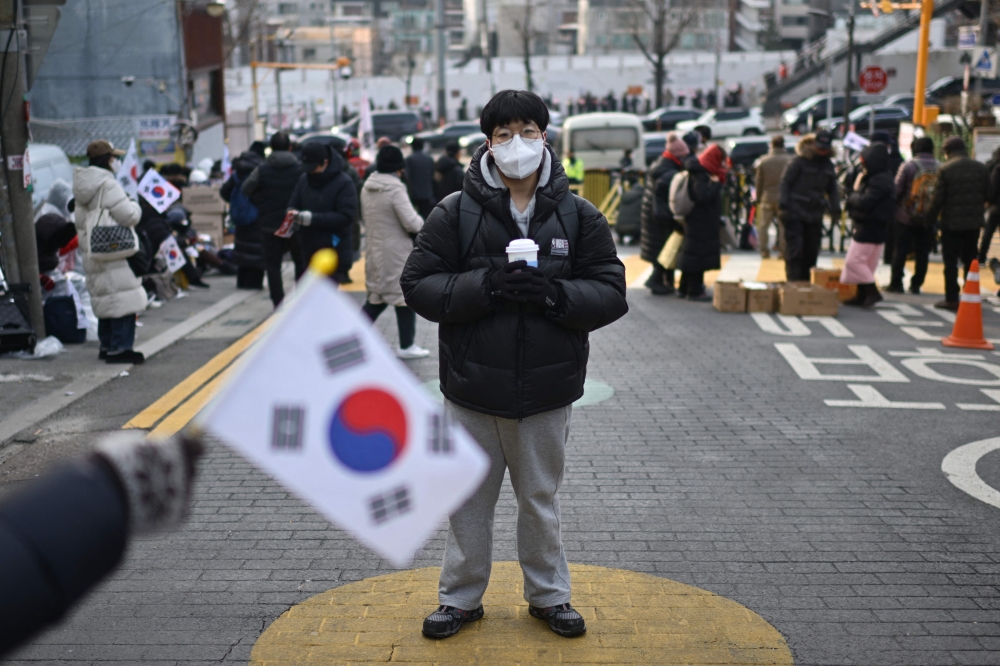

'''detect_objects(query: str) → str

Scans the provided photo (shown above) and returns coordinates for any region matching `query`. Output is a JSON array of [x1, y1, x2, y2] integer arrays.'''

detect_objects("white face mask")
[[490, 134, 544, 180], [109, 158, 121, 173]]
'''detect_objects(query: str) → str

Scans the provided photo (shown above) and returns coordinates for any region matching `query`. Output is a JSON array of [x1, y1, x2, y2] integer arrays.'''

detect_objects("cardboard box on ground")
[[779, 282, 839, 316], [810, 268, 857, 303], [713, 281, 747, 312], [713, 280, 838, 316], [183, 185, 226, 248]]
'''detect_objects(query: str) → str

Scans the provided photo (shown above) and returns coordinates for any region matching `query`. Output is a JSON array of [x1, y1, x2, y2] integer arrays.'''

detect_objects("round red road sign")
[[859, 66, 887, 94]]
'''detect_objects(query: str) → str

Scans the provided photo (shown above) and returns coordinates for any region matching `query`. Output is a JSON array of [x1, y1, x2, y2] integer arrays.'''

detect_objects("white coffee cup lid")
[[506, 239, 540, 253]]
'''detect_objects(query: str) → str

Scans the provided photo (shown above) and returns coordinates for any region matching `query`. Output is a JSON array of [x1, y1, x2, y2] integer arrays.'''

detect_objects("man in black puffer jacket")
[[287, 143, 358, 284], [928, 136, 991, 310], [242, 132, 304, 306], [401, 90, 626, 642], [779, 131, 841, 281], [221, 148, 265, 289]]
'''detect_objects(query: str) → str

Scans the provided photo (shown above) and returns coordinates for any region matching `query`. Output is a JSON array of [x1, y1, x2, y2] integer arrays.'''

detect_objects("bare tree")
[[627, 0, 696, 109], [512, 0, 545, 93], [223, 0, 263, 66]]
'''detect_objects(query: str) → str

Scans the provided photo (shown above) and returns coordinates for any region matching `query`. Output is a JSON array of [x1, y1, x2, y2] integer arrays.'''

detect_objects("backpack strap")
[[457, 191, 483, 260], [555, 193, 580, 262]]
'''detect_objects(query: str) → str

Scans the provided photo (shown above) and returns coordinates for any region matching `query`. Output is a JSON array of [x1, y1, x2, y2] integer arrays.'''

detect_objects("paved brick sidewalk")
[[5, 280, 1000, 665]]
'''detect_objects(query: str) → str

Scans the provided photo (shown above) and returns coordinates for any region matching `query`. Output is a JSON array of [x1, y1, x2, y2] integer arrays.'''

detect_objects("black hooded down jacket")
[[287, 149, 358, 275], [241, 150, 302, 233], [676, 157, 723, 274], [639, 154, 683, 263], [928, 151, 991, 232], [846, 143, 896, 245], [779, 134, 841, 226], [401, 144, 628, 419], [221, 151, 266, 270]]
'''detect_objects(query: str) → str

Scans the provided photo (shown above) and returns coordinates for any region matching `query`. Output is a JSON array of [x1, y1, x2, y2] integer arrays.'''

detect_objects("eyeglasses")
[[492, 127, 542, 144]]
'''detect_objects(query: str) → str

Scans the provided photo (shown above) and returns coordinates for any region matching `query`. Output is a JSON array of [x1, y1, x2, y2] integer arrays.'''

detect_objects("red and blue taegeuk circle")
[[328, 388, 407, 472], [151, 186, 165, 198]]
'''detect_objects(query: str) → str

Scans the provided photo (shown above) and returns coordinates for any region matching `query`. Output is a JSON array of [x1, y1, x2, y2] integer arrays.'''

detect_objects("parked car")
[[333, 111, 422, 142], [642, 133, 668, 167], [780, 93, 874, 134], [404, 121, 482, 150], [675, 107, 765, 138], [459, 125, 561, 159], [883, 93, 915, 111], [817, 105, 910, 138], [721, 135, 797, 169], [640, 106, 702, 132], [926, 75, 1000, 106], [28, 143, 73, 209], [559, 112, 644, 170]]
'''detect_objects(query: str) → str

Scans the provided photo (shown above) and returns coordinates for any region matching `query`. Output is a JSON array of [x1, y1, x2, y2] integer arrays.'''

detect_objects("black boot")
[[645, 264, 674, 295], [860, 283, 883, 308], [843, 283, 867, 306]]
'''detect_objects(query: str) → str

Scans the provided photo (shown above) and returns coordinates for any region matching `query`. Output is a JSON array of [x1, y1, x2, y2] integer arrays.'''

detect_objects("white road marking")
[[752, 313, 811, 336], [775, 343, 909, 382], [824, 384, 945, 409], [888, 347, 986, 359], [924, 304, 957, 323], [942, 437, 1000, 509], [957, 389, 1000, 411], [900, 326, 944, 340], [0, 373, 53, 383], [900, 357, 1000, 386], [802, 316, 854, 338]]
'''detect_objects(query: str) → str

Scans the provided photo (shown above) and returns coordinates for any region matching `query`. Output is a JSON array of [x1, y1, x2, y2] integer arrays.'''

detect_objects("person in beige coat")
[[753, 135, 793, 258], [74, 140, 146, 364], [361, 145, 427, 359]]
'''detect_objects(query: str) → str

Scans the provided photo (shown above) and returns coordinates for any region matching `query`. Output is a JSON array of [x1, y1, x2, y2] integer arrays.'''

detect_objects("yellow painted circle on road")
[[250, 562, 793, 665]]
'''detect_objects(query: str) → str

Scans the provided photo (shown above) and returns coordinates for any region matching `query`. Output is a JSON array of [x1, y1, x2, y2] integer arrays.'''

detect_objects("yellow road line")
[[150, 362, 242, 438], [123, 322, 268, 430]]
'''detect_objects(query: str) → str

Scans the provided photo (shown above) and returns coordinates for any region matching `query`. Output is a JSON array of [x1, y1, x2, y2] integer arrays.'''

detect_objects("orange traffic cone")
[[942, 260, 995, 351]]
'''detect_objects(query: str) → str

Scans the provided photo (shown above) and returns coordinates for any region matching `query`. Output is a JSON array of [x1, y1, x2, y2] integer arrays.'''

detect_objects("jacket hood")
[[464, 142, 569, 232], [46, 179, 74, 214], [362, 170, 404, 193], [698, 144, 728, 181], [266, 150, 300, 169], [860, 143, 890, 174], [72, 165, 115, 207], [233, 151, 263, 176], [796, 134, 819, 159], [325, 148, 345, 175]]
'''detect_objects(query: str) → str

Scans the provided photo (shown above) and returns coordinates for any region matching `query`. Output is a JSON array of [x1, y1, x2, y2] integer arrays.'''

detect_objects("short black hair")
[[444, 141, 460, 156], [911, 137, 934, 154], [410, 137, 425, 151], [480, 90, 550, 138], [694, 125, 712, 141], [270, 131, 291, 152], [89, 153, 114, 171]]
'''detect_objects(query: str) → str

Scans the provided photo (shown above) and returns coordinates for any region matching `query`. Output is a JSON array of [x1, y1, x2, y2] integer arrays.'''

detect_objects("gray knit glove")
[[94, 432, 203, 535], [296, 210, 313, 226]]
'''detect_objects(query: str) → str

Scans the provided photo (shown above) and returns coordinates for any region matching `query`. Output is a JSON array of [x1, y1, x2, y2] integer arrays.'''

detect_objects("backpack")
[[456, 191, 580, 262], [907, 162, 938, 227], [229, 173, 259, 226], [669, 170, 694, 218]]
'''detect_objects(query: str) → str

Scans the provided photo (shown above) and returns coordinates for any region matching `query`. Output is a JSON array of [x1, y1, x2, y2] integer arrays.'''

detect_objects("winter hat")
[[698, 144, 728, 182], [376, 145, 405, 173], [682, 131, 702, 155], [189, 169, 208, 184], [664, 132, 690, 158], [943, 136, 967, 155], [870, 130, 892, 145], [814, 131, 833, 150], [301, 142, 330, 171], [859, 143, 889, 174]]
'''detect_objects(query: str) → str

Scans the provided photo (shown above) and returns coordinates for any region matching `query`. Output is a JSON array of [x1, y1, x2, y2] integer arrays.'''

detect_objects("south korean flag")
[[115, 139, 140, 200], [137, 168, 181, 214], [197, 265, 489, 567]]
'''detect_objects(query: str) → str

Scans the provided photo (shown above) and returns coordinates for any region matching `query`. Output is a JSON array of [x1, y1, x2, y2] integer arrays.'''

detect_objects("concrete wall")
[[29, 0, 183, 120]]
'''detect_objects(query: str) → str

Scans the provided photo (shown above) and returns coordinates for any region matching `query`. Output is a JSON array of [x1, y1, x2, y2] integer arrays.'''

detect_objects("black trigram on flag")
[[321, 335, 365, 374], [428, 413, 453, 454], [272, 405, 305, 450], [369, 486, 411, 524]]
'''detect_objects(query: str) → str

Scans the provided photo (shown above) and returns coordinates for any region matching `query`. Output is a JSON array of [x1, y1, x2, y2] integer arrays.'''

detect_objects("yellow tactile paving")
[[249, 562, 793, 666]]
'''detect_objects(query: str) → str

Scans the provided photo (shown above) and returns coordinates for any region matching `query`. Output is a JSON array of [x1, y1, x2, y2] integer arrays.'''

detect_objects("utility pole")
[[912, 0, 933, 125], [975, 0, 990, 102], [0, 5, 44, 336], [842, 0, 856, 135], [275, 39, 283, 130], [436, 0, 447, 124]]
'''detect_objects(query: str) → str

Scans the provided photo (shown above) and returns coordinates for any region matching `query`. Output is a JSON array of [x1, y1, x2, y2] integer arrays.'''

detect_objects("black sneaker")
[[908, 285, 921, 295], [529, 603, 586, 637], [421, 605, 483, 639], [106, 350, 145, 365], [884, 284, 904, 294], [934, 299, 959, 312]]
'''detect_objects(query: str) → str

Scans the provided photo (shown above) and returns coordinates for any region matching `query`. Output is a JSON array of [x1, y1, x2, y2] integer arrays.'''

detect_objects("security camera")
[[121, 76, 136, 87]]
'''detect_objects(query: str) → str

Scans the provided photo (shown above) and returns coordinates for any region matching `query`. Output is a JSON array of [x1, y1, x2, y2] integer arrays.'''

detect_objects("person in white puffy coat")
[[73, 140, 146, 364]]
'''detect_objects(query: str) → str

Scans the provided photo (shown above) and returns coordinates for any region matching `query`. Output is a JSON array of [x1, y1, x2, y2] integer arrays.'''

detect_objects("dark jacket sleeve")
[[219, 175, 235, 202], [548, 197, 628, 332], [826, 163, 841, 215], [652, 169, 675, 221], [287, 175, 305, 212], [0, 458, 128, 657], [401, 195, 497, 324], [928, 162, 947, 223], [309, 178, 357, 233], [778, 158, 801, 212], [242, 165, 262, 201]]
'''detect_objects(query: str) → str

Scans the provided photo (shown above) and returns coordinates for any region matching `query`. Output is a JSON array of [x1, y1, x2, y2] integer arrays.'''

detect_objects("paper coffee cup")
[[506, 239, 540, 267]]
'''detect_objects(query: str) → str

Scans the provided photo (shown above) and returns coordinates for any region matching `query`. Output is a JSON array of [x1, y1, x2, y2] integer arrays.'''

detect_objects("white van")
[[29, 143, 73, 208], [557, 112, 644, 171]]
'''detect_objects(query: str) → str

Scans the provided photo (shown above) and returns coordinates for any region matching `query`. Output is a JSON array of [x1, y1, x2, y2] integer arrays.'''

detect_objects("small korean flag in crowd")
[[137, 167, 181, 213], [156, 235, 187, 274], [115, 139, 140, 199], [197, 253, 489, 567]]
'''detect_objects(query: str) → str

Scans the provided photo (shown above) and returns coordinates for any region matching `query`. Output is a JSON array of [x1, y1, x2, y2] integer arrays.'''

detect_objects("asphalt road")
[[3, 253, 1000, 665]]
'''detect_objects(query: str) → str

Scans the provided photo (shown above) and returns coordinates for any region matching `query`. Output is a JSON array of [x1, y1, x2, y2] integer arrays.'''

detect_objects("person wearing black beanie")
[[376, 145, 405, 173]]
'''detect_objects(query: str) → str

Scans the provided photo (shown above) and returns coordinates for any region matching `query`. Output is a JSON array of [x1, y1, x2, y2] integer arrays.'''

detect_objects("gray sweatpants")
[[439, 399, 573, 610]]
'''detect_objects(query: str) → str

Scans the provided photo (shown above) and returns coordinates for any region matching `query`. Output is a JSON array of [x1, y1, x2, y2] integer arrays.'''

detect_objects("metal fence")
[[30, 116, 138, 159]]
